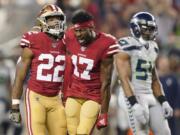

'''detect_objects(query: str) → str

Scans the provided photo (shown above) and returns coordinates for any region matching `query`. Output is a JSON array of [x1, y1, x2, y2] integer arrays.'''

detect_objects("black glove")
[[9, 109, 21, 124]]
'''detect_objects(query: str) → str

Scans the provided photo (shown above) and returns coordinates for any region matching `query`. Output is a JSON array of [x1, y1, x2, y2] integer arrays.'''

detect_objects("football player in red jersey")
[[9, 4, 67, 135], [63, 9, 119, 135]]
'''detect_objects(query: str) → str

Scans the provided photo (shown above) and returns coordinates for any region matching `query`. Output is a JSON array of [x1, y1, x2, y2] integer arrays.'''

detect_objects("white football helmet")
[[37, 4, 66, 37]]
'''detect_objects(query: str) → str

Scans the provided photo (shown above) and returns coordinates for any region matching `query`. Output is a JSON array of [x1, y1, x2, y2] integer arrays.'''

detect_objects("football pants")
[[65, 97, 100, 135], [25, 89, 67, 135]]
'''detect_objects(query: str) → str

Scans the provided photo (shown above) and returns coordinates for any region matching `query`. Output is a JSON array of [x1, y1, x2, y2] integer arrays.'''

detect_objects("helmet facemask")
[[139, 20, 157, 41], [44, 14, 66, 38], [37, 4, 66, 38]]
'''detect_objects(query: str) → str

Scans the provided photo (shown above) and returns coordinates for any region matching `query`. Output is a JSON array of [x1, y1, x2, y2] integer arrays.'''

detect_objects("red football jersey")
[[63, 28, 119, 103], [20, 31, 66, 96]]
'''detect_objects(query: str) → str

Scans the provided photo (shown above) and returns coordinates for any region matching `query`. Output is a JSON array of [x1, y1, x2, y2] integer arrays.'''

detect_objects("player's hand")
[[9, 108, 21, 124], [162, 101, 173, 118], [96, 113, 108, 129], [132, 103, 147, 125]]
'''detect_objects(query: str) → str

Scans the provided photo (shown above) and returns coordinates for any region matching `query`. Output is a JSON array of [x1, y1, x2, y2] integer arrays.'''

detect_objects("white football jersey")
[[118, 36, 159, 94]]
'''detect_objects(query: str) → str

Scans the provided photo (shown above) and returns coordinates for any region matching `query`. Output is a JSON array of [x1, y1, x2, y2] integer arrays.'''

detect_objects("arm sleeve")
[[102, 37, 119, 59], [117, 37, 136, 56], [19, 32, 34, 48]]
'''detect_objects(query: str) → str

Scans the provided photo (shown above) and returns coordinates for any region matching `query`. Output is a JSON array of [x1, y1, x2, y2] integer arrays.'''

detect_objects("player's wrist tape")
[[128, 96, 138, 106], [12, 99, 20, 105], [157, 95, 166, 105]]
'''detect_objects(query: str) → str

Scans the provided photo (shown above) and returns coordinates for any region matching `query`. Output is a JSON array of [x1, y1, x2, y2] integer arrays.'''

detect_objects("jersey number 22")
[[37, 54, 65, 82]]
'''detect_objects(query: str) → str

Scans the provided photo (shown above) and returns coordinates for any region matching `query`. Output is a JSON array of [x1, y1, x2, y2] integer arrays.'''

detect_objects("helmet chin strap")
[[48, 28, 60, 36], [46, 28, 64, 39], [91, 30, 96, 38]]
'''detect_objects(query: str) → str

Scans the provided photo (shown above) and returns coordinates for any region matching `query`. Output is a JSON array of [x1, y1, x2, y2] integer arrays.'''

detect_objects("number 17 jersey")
[[64, 28, 118, 103], [118, 37, 159, 94]]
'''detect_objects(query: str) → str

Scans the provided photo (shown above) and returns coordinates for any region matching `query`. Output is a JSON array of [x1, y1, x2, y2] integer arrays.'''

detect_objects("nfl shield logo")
[[52, 43, 58, 48], [81, 46, 86, 51]]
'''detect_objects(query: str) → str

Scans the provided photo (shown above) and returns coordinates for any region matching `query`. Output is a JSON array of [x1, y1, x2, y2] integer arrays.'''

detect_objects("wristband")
[[12, 99, 20, 105], [128, 96, 138, 106], [157, 95, 166, 105]]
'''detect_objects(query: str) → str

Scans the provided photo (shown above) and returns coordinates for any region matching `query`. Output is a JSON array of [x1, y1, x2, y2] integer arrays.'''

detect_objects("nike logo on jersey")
[[52, 43, 58, 48], [80, 46, 87, 51]]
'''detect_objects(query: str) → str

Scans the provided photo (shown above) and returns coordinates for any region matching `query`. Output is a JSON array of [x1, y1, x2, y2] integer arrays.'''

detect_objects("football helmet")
[[130, 12, 158, 41], [37, 4, 66, 37]]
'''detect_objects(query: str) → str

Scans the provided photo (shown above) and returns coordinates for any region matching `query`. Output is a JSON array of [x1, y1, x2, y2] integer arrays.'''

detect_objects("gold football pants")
[[65, 97, 100, 135], [25, 89, 67, 135]]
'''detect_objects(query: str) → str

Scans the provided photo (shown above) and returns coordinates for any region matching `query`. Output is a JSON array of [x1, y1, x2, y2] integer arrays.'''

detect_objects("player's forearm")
[[152, 79, 164, 97], [12, 62, 29, 100], [100, 82, 111, 113], [118, 74, 139, 107], [152, 67, 165, 97], [152, 76, 170, 106], [110, 67, 118, 91], [120, 78, 134, 97], [12, 80, 24, 99], [115, 54, 134, 97], [151, 67, 168, 105], [11, 70, 26, 109], [100, 58, 113, 113]]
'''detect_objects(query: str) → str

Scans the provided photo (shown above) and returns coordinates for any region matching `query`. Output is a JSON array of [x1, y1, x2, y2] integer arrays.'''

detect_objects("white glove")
[[162, 101, 173, 118], [132, 103, 147, 125]]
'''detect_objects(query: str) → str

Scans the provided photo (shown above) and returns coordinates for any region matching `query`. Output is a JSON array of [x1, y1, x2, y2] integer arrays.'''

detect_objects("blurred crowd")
[[0, 0, 179, 135]]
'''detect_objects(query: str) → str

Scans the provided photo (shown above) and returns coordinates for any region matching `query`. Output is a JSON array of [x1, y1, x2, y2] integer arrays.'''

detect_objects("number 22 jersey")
[[20, 32, 66, 96]]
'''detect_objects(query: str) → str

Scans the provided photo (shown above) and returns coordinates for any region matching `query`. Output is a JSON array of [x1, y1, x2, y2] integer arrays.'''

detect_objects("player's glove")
[[96, 113, 108, 129], [157, 95, 173, 119], [9, 109, 21, 124], [162, 101, 173, 118], [132, 103, 147, 125]]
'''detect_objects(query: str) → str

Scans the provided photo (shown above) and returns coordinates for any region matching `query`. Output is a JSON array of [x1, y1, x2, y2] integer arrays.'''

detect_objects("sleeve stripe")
[[107, 49, 121, 54], [21, 39, 30, 44], [120, 44, 136, 49], [123, 45, 141, 51], [62, 35, 66, 45], [109, 44, 120, 49], [20, 43, 29, 46], [62, 39, 65, 45]]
